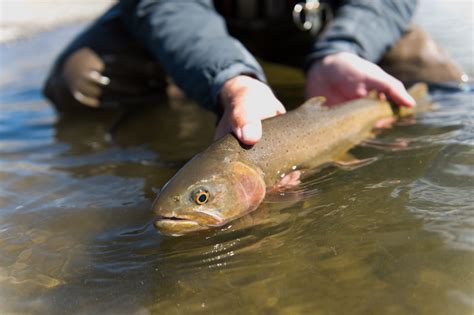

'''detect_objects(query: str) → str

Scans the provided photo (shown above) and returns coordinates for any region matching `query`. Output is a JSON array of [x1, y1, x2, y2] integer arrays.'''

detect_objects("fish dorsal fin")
[[300, 96, 326, 111]]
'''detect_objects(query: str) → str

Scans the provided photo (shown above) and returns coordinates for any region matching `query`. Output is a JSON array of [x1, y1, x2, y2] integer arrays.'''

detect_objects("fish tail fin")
[[397, 82, 432, 117], [408, 82, 428, 102]]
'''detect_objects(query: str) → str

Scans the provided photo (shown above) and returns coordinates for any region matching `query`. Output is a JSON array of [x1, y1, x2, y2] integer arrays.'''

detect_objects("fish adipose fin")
[[299, 96, 326, 111]]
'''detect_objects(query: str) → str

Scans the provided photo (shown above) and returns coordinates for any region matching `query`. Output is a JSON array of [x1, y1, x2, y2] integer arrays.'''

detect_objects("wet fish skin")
[[153, 84, 427, 235], [153, 154, 266, 235]]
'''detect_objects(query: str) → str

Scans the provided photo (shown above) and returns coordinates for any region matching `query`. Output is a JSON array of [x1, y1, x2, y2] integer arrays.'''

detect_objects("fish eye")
[[193, 189, 210, 205]]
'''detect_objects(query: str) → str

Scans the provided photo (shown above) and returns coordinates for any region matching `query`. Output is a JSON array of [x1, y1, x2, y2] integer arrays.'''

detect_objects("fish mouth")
[[154, 216, 202, 236], [154, 212, 225, 236]]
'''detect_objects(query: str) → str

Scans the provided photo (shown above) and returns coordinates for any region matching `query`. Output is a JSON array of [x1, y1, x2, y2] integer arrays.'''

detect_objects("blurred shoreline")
[[0, 0, 472, 76], [0, 0, 114, 43]]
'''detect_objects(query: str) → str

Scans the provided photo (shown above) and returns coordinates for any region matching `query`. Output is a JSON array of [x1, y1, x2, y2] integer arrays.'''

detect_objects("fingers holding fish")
[[305, 52, 415, 108], [365, 74, 415, 108], [215, 75, 286, 145]]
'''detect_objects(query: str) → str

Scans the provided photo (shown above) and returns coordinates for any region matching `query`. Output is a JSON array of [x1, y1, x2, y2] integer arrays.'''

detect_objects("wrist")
[[304, 39, 362, 71], [312, 52, 354, 68], [219, 75, 264, 108]]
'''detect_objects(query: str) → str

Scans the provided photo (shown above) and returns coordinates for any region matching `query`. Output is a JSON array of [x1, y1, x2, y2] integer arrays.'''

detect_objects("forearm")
[[305, 0, 418, 70], [119, 0, 266, 111]]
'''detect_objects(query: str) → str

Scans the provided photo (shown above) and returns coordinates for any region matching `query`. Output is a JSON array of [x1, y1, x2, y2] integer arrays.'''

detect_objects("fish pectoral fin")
[[269, 170, 302, 192], [332, 154, 378, 171]]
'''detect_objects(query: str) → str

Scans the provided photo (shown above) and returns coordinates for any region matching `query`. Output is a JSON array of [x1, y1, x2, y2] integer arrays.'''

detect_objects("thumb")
[[233, 121, 262, 146]]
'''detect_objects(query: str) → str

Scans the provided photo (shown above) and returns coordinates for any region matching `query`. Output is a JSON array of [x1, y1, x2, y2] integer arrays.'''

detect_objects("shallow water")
[[1, 2, 474, 315]]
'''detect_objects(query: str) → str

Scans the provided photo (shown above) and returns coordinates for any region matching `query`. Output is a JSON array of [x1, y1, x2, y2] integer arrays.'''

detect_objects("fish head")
[[153, 154, 266, 235]]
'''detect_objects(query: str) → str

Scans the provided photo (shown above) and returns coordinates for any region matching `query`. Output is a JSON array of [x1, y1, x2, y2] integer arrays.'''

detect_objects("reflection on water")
[[1, 3, 474, 315]]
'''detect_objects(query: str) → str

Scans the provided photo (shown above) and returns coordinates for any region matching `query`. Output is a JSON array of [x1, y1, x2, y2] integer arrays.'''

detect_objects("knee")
[[380, 26, 465, 83]]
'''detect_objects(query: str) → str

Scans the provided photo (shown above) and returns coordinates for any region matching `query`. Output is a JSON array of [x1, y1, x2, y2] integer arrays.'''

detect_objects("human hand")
[[215, 75, 286, 145], [49, 48, 165, 109], [305, 52, 415, 107]]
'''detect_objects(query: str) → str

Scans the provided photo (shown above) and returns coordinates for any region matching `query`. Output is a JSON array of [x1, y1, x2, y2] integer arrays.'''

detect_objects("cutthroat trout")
[[153, 84, 428, 235]]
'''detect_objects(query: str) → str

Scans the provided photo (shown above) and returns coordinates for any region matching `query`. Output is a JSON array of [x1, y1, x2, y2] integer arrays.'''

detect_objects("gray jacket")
[[120, 0, 417, 112]]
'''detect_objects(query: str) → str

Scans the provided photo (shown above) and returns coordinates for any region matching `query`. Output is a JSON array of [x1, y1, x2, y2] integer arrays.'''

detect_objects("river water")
[[0, 1, 473, 314]]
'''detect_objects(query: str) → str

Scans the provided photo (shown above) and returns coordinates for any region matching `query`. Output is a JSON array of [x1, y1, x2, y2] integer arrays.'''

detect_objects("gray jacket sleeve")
[[119, 0, 266, 112], [305, 0, 418, 70]]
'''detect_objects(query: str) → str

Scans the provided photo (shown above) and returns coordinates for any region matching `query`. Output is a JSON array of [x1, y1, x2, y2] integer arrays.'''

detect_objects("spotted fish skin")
[[152, 84, 427, 235]]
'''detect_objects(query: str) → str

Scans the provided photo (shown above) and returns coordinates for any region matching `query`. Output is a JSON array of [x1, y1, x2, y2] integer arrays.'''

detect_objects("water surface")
[[1, 2, 473, 314]]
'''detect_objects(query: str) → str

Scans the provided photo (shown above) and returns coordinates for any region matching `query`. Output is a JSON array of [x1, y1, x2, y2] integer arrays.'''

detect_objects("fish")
[[152, 83, 428, 236]]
